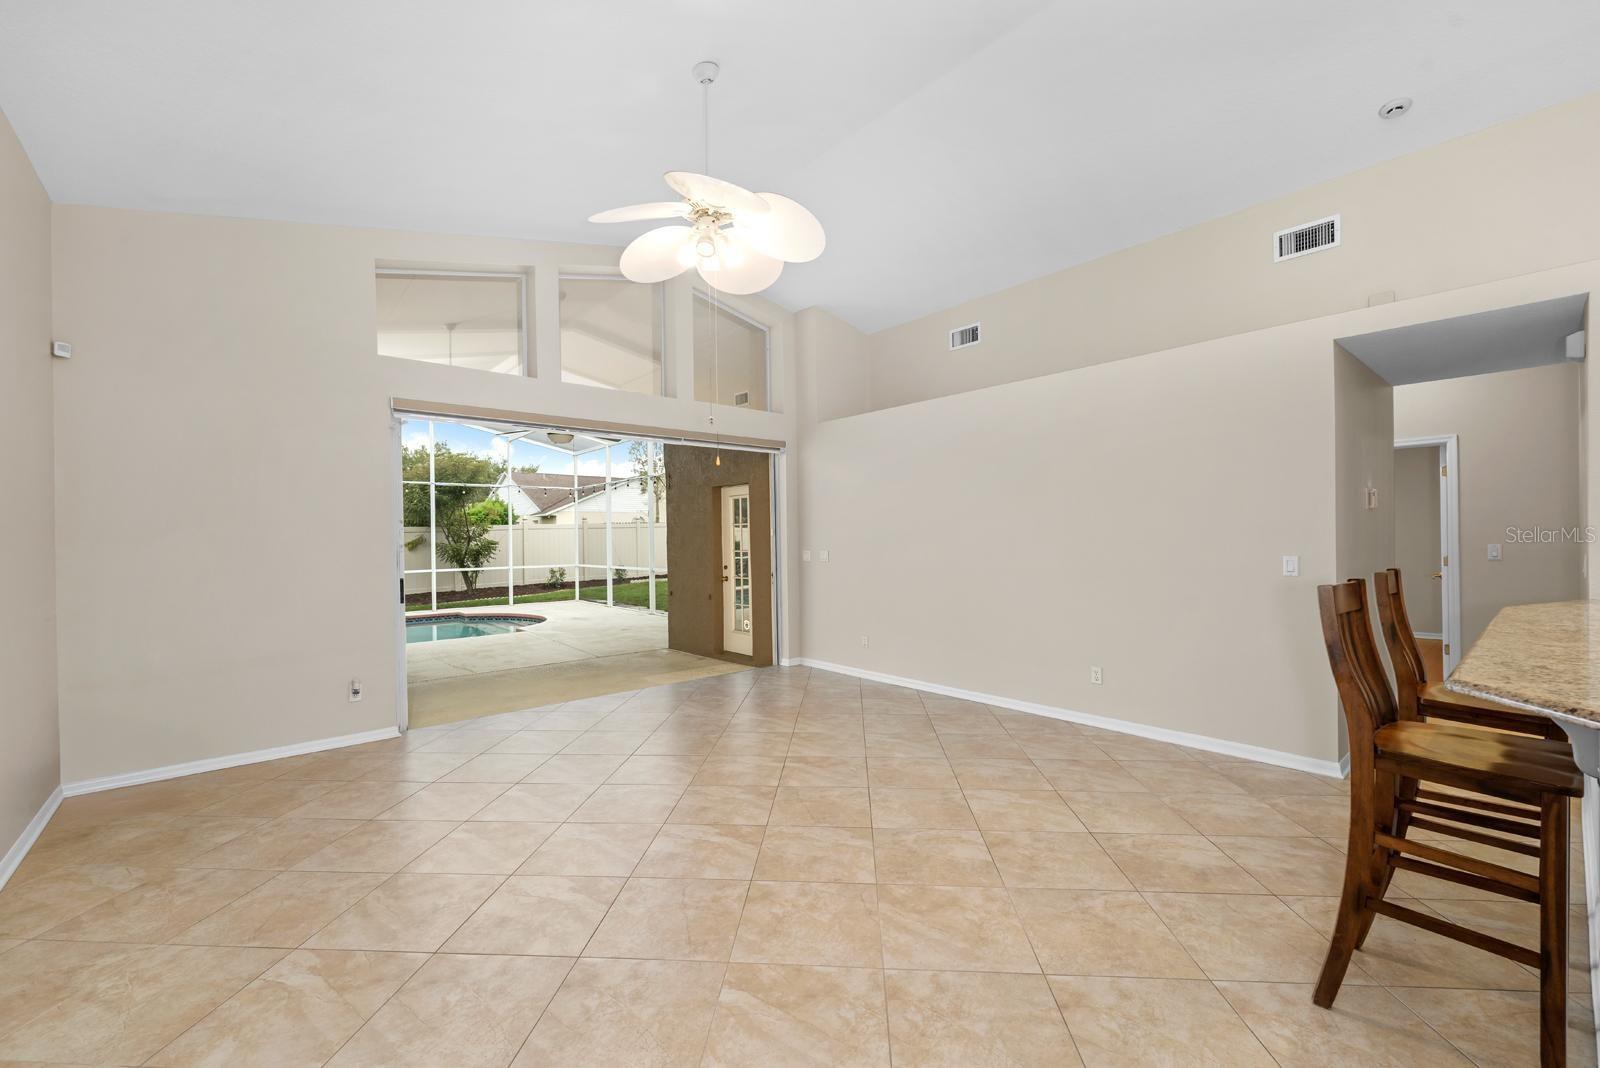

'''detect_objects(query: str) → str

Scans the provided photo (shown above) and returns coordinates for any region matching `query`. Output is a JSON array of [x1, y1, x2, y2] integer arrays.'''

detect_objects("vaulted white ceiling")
[[3, 0, 1599, 332]]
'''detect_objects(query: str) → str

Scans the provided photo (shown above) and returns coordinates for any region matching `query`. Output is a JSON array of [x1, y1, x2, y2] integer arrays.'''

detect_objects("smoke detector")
[[1378, 97, 1413, 120]]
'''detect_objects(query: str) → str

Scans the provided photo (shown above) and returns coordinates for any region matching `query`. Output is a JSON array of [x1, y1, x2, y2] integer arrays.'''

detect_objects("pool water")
[[405, 614, 542, 644]]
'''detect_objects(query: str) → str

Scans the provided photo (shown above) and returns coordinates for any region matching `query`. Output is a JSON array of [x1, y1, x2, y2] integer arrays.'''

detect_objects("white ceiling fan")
[[588, 61, 824, 296]]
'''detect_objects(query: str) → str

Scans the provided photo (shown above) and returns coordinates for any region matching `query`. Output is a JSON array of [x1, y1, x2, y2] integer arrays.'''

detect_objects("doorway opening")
[[1338, 291, 1587, 674], [1393, 435, 1461, 677], [395, 413, 778, 727]]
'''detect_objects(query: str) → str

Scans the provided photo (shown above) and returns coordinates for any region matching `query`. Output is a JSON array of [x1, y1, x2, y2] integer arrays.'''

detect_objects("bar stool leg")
[[1315, 772, 1381, 1007], [1539, 795, 1569, 1068], [1356, 774, 1409, 949]]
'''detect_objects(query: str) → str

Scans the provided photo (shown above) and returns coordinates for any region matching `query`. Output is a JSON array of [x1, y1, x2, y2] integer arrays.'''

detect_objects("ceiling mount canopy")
[[588, 60, 825, 296]]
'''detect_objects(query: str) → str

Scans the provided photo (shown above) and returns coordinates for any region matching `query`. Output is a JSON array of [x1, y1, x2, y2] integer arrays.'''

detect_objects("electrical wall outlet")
[[1090, 666, 1103, 685], [349, 678, 364, 702]]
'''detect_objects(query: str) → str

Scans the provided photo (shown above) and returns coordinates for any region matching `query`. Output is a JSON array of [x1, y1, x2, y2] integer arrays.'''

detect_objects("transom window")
[[376, 270, 525, 374], [694, 292, 770, 410], [559, 275, 664, 395]]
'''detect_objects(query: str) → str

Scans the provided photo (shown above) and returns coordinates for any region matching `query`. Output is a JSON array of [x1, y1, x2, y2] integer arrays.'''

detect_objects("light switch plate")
[[1487, 543, 1502, 561], [818, 549, 830, 563], [1282, 555, 1300, 577], [801, 549, 812, 562]]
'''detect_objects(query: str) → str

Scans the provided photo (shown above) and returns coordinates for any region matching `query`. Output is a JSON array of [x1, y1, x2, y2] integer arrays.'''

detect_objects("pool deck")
[[404, 600, 741, 726], [406, 600, 665, 682]]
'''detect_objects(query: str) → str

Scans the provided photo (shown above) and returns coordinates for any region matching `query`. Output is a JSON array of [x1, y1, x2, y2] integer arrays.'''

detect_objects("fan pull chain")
[[701, 67, 722, 467]]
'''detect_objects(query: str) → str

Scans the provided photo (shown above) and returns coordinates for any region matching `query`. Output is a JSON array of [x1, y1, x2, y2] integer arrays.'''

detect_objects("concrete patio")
[[405, 600, 740, 726]]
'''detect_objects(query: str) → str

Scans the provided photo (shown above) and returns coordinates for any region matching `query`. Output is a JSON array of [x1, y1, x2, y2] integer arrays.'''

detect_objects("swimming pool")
[[405, 613, 545, 644]]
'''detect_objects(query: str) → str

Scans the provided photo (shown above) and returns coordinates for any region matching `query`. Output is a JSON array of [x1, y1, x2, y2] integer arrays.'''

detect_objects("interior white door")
[[721, 484, 753, 656]]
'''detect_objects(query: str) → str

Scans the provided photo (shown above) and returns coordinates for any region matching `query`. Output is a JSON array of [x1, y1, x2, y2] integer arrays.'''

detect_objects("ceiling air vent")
[[733, 391, 750, 407], [1274, 214, 1340, 262], [950, 322, 981, 350]]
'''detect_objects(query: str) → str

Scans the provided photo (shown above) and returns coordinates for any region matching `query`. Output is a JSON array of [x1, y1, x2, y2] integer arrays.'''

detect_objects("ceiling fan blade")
[[740, 192, 826, 263], [588, 201, 688, 224], [620, 225, 693, 283], [664, 171, 769, 216], [697, 240, 784, 295]]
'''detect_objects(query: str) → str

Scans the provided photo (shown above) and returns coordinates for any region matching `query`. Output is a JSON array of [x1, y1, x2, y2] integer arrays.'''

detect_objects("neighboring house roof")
[[503, 471, 607, 515]]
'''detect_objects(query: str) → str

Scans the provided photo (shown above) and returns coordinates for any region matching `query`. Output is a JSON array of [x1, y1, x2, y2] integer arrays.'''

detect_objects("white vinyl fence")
[[404, 521, 668, 597]]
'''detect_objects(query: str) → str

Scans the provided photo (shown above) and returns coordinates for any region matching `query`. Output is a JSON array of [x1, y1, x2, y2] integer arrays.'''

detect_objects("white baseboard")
[[61, 727, 401, 798], [1, 785, 63, 892], [791, 657, 1346, 779]]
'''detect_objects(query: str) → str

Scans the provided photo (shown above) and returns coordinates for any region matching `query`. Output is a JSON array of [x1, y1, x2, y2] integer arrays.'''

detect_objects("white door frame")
[[1395, 434, 1463, 675], [390, 415, 410, 734], [721, 483, 754, 656]]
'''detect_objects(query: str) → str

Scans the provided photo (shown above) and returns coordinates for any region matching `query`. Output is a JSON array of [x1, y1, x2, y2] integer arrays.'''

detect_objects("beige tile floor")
[[1, 665, 1594, 1066]]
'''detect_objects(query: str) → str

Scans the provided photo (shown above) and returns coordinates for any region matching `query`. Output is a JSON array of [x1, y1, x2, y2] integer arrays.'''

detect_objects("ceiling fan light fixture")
[[588, 61, 824, 294]]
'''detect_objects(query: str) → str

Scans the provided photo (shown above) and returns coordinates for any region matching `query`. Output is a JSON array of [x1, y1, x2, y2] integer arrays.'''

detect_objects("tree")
[[436, 505, 499, 593], [467, 497, 509, 526], [401, 443, 506, 526], [628, 440, 666, 515], [401, 443, 530, 591]]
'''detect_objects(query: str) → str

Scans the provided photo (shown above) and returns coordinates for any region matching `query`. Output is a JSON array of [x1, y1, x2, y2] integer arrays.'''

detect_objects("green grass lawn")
[[420, 579, 667, 612]]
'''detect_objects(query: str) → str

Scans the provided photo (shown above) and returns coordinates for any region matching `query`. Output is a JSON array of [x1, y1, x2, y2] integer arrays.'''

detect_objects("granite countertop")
[[1445, 600, 1600, 724]]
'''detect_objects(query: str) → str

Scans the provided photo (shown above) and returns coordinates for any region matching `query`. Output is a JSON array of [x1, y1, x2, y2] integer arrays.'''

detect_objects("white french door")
[[721, 484, 753, 655]]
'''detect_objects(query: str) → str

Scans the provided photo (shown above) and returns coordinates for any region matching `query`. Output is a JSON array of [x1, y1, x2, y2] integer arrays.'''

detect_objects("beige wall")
[[1396, 362, 1584, 651], [800, 261, 1600, 767], [801, 322, 1342, 763], [867, 92, 1600, 411], [51, 205, 799, 784], [796, 307, 872, 423], [1393, 446, 1444, 635], [1333, 347, 1397, 595], [1331, 347, 1395, 761], [0, 108, 59, 865]]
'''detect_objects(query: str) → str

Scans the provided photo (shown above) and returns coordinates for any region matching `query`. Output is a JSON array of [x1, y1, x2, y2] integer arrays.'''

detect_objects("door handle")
[[1430, 571, 1443, 579]]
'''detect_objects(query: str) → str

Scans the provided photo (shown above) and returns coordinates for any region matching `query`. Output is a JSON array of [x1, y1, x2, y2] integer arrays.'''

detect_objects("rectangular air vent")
[[1274, 214, 1340, 262], [733, 391, 750, 406], [950, 322, 981, 350]]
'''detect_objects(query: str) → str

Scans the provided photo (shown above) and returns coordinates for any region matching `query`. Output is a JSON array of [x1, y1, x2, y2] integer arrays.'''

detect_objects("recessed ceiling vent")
[[1274, 214, 1340, 262], [950, 322, 981, 350]]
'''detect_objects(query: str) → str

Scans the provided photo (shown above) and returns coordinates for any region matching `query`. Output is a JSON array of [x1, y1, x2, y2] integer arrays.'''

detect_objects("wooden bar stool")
[[1316, 577, 1580, 1066], [1374, 568, 1566, 740]]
